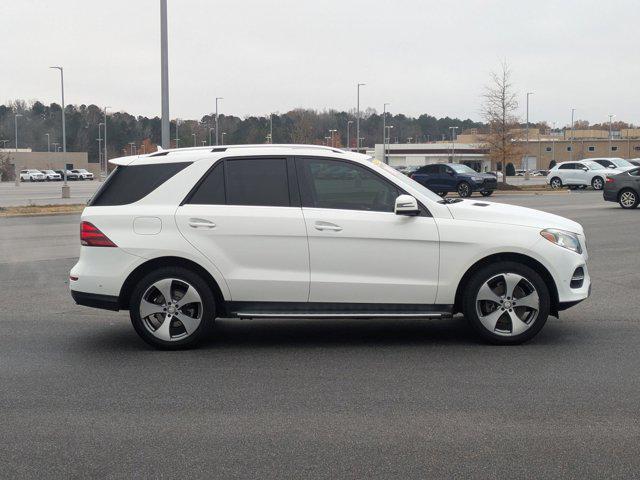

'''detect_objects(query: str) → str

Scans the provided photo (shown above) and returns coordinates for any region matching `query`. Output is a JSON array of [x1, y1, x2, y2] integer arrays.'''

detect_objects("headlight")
[[540, 229, 582, 254]]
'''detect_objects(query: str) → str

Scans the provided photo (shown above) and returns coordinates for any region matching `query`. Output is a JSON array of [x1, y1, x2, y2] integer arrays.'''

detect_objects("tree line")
[[0, 100, 483, 160]]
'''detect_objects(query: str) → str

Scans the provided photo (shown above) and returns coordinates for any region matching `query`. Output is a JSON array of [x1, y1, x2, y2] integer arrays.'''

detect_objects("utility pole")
[[160, 0, 170, 149], [356, 83, 365, 153]]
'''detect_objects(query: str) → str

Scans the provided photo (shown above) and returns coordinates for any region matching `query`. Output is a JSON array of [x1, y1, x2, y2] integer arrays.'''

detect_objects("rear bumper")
[[71, 290, 120, 311], [603, 189, 617, 202]]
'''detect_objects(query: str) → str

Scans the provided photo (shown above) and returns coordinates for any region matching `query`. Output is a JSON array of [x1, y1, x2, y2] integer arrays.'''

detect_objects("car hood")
[[445, 199, 583, 234]]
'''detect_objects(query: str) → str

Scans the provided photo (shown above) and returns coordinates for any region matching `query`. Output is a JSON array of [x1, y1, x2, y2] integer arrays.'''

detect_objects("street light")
[[14, 114, 22, 186], [160, 0, 170, 149], [192, 133, 197, 147], [175, 118, 180, 148], [608, 114, 615, 154], [103, 107, 110, 180], [208, 127, 215, 146], [385, 125, 393, 164], [570, 108, 575, 161], [356, 83, 365, 152], [50, 66, 69, 197], [525, 92, 534, 179], [270, 114, 274, 144], [346, 120, 353, 151], [449, 126, 458, 161], [383, 103, 390, 163], [222, 132, 227, 146], [215, 97, 223, 145], [45, 133, 50, 152]]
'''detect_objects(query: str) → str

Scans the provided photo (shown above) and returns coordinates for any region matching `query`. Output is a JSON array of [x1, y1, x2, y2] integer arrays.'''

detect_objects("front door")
[[176, 157, 309, 302], [295, 157, 439, 304]]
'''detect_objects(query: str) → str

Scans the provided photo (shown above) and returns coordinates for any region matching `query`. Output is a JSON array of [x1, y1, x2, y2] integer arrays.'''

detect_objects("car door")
[[175, 157, 310, 302], [442, 165, 458, 191], [558, 163, 576, 184], [295, 156, 439, 304]]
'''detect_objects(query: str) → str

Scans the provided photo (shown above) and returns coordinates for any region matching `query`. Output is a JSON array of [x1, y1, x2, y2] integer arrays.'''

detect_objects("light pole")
[[14, 114, 22, 186], [570, 108, 575, 161], [209, 127, 215, 146], [346, 120, 353, 151], [329, 129, 337, 147], [382, 102, 390, 163], [356, 83, 365, 152], [385, 125, 393, 164], [50, 66, 69, 196], [608, 114, 615, 155], [525, 92, 533, 179], [160, 0, 170, 149], [103, 107, 110, 179], [45, 133, 50, 152], [449, 126, 458, 161], [221, 132, 227, 146], [175, 119, 180, 148], [270, 114, 273, 144], [97, 137, 103, 165], [192, 133, 197, 147], [215, 97, 223, 145], [552, 121, 556, 165]]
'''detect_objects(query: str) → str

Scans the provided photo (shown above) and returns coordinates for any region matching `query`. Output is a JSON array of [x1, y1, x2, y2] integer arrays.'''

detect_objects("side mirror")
[[395, 195, 420, 216], [582, 167, 588, 171], [608, 165, 616, 169]]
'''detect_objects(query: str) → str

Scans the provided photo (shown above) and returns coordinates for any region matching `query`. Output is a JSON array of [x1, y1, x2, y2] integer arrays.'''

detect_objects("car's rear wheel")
[[462, 261, 550, 345], [618, 188, 639, 209], [457, 181, 472, 198], [550, 177, 562, 189], [129, 267, 216, 349], [480, 190, 493, 197], [591, 176, 604, 190]]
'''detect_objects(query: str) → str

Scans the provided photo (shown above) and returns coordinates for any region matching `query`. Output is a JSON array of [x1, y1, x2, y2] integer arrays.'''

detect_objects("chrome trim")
[[234, 312, 447, 319]]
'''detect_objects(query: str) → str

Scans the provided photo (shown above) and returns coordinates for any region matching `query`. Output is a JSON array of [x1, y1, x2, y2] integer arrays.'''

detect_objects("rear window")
[[89, 162, 191, 206]]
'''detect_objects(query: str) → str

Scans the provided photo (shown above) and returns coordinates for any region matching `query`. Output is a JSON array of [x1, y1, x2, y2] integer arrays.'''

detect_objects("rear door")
[[558, 162, 576, 184], [176, 157, 309, 302], [295, 156, 439, 304]]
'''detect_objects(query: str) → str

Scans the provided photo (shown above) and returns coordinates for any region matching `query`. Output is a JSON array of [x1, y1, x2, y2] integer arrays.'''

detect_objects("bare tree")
[[482, 61, 523, 183]]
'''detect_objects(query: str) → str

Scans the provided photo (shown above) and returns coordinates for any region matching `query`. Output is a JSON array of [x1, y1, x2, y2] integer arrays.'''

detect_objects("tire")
[[480, 190, 493, 197], [591, 176, 604, 190], [129, 266, 216, 349], [462, 261, 550, 345], [549, 177, 562, 189], [457, 181, 472, 198], [618, 188, 639, 209]]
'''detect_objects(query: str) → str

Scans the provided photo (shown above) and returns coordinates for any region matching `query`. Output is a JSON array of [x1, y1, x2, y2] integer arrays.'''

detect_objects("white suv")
[[546, 160, 620, 190], [19, 169, 46, 182], [70, 145, 591, 348]]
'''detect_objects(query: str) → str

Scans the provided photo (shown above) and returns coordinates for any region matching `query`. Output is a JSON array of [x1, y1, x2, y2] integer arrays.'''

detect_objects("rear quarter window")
[[89, 162, 192, 206]]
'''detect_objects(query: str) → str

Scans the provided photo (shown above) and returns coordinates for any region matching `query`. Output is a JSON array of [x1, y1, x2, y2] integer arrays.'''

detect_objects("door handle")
[[314, 221, 342, 232], [188, 218, 216, 229]]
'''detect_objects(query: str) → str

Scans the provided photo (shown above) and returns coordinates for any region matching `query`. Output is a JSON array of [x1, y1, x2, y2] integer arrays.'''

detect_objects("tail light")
[[606, 177, 615, 183], [80, 221, 117, 247]]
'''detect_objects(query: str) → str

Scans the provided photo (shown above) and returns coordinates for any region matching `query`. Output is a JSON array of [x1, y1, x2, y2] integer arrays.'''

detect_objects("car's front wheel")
[[462, 261, 550, 345], [591, 176, 604, 190], [457, 181, 472, 198], [619, 188, 639, 209], [480, 190, 493, 197], [129, 267, 216, 349]]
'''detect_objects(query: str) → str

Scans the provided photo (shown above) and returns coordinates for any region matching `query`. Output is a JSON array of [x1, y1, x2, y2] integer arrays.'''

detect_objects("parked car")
[[70, 145, 590, 348], [71, 169, 94, 180], [531, 170, 548, 177], [590, 158, 637, 173], [603, 167, 640, 209], [40, 169, 62, 181], [410, 163, 497, 197], [546, 160, 621, 190], [628, 159, 640, 167], [55, 169, 81, 180], [19, 169, 46, 182]]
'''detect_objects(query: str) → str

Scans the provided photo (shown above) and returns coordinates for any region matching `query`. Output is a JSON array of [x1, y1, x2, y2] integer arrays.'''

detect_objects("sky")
[[3, 0, 639, 126]]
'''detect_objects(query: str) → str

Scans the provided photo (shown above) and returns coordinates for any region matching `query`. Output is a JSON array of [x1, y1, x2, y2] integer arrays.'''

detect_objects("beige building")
[[0, 150, 96, 180]]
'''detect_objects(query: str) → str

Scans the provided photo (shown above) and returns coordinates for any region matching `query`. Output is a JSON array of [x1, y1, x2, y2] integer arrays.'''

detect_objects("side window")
[[297, 158, 399, 213], [225, 158, 290, 207], [629, 168, 640, 177], [442, 165, 453, 174], [186, 162, 225, 205], [559, 163, 574, 170]]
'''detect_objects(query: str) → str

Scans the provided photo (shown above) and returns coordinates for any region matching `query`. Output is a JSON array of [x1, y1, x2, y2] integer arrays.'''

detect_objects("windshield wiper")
[[438, 197, 464, 204]]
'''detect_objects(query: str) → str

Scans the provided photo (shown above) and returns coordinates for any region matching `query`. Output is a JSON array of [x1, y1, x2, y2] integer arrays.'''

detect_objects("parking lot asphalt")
[[0, 180, 100, 207], [1, 190, 639, 479]]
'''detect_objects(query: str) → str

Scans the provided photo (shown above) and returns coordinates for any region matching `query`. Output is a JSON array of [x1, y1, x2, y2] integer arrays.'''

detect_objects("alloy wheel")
[[139, 278, 203, 341], [475, 273, 540, 336], [620, 190, 637, 208], [458, 183, 471, 197], [592, 177, 604, 190], [550, 178, 562, 189]]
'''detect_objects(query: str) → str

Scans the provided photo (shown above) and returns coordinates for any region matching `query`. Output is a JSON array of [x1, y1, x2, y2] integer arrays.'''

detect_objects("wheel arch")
[[618, 186, 639, 200], [118, 256, 228, 315], [453, 252, 560, 317]]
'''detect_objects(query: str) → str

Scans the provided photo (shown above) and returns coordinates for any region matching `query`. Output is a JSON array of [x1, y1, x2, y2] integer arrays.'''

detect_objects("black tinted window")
[[89, 162, 191, 206], [559, 163, 575, 170], [186, 162, 225, 205], [416, 165, 435, 174], [225, 158, 290, 207], [297, 158, 399, 212]]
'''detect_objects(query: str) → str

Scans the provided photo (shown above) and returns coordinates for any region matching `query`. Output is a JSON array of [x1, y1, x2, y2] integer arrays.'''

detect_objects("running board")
[[234, 311, 451, 319]]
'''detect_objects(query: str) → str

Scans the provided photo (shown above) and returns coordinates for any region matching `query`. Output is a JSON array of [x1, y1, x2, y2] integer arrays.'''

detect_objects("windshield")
[[368, 158, 443, 202], [449, 164, 476, 174], [612, 159, 632, 167], [583, 161, 605, 170]]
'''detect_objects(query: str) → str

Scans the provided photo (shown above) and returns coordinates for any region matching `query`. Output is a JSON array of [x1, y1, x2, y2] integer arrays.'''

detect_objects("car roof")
[[109, 144, 371, 167]]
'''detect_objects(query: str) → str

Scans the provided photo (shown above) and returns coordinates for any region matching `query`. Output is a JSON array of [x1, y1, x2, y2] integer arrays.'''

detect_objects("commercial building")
[[373, 143, 492, 171], [0, 149, 96, 180]]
